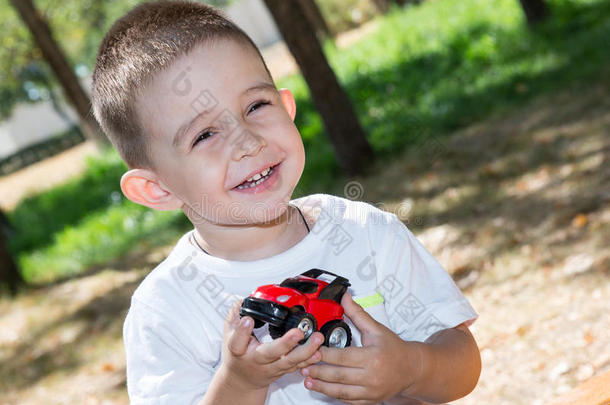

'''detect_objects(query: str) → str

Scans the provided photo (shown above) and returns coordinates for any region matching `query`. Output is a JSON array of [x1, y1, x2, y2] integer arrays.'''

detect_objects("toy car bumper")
[[239, 297, 289, 327]]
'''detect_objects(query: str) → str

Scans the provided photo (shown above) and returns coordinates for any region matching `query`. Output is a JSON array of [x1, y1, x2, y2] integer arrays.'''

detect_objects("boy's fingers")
[[227, 316, 254, 356], [319, 345, 367, 367], [277, 331, 324, 370], [301, 363, 366, 385], [223, 300, 242, 337], [296, 350, 322, 369], [303, 377, 368, 401], [255, 328, 303, 363]]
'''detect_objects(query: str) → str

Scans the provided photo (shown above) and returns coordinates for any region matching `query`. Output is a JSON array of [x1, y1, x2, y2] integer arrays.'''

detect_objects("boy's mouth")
[[233, 162, 280, 190]]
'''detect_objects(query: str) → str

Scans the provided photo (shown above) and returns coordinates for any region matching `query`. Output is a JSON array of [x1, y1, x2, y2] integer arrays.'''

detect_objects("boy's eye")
[[192, 130, 214, 147], [248, 100, 270, 114]]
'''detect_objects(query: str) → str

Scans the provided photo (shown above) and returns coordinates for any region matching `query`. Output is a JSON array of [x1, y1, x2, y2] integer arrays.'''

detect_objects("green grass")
[[8, 149, 191, 284], [19, 202, 185, 283], [7, 0, 610, 285], [9, 148, 128, 253], [288, 0, 610, 163]]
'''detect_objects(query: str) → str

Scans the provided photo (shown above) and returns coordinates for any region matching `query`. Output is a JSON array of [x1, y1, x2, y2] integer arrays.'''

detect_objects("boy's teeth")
[[246, 167, 271, 183], [237, 166, 274, 190]]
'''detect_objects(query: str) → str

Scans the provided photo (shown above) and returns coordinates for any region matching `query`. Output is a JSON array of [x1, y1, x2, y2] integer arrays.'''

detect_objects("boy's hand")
[[300, 292, 422, 405], [219, 300, 325, 392]]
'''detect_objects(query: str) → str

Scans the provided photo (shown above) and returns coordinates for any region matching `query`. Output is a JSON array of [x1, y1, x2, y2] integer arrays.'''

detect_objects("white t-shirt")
[[123, 193, 478, 405]]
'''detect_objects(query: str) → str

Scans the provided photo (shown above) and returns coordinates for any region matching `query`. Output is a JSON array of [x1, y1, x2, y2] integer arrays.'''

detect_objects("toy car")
[[239, 269, 352, 348]]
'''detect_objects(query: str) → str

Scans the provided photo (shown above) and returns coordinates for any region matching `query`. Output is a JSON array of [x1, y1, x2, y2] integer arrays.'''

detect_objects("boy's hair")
[[91, 0, 273, 169]]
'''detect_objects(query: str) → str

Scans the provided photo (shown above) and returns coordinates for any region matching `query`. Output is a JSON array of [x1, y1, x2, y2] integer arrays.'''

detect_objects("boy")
[[91, 1, 481, 404]]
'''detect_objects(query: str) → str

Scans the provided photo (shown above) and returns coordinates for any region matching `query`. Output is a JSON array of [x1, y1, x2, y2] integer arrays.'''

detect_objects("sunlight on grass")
[[20, 204, 182, 284]]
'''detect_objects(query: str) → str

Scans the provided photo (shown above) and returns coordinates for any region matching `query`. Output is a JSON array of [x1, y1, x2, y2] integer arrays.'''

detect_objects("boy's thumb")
[[342, 292, 380, 335], [227, 316, 254, 356]]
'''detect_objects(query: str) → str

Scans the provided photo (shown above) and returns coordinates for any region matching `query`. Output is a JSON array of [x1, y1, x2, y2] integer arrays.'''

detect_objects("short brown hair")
[[91, 0, 273, 169]]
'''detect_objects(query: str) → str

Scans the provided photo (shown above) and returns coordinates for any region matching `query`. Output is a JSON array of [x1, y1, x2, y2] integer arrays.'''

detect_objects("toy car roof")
[[299, 269, 350, 303]]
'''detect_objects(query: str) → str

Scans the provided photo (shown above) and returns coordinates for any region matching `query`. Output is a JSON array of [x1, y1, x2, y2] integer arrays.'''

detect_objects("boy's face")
[[133, 38, 305, 225]]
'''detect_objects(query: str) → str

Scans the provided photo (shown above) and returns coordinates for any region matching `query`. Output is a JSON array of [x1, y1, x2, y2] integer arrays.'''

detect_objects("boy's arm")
[[197, 364, 269, 405], [399, 322, 481, 403]]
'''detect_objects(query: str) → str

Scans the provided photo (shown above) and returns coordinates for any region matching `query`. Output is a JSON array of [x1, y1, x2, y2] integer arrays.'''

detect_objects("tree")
[[299, 0, 332, 39], [9, 0, 109, 147], [0, 209, 23, 297], [518, 0, 549, 25], [262, 0, 375, 176]]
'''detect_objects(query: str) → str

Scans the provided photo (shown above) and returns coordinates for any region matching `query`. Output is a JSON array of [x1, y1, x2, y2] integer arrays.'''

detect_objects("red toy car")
[[239, 269, 352, 348]]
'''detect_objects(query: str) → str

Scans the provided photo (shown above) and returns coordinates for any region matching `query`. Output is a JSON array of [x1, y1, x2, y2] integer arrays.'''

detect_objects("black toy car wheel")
[[320, 320, 351, 348], [268, 324, 283, 340], [269, 312, 317, 344]]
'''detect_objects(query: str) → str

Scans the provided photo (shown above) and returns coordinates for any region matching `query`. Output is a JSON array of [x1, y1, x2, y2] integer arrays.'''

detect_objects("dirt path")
[[0, 80, 608, 404]]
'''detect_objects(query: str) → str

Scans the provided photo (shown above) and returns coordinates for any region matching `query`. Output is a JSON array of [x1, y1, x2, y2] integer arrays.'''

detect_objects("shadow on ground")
[[344, 80, 609, 289], [0, 273, 143, 393]]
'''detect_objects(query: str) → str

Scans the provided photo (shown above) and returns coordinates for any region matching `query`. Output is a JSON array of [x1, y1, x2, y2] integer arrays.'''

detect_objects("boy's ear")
[[278, 88, 296, 121], [120, 169, 183, 211]]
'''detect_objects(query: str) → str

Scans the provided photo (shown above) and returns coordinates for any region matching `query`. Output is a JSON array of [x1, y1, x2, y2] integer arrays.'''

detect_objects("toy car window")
[[280, 280, 318, 294]]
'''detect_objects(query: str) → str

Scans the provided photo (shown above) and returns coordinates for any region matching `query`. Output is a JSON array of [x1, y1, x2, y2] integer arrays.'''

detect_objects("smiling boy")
[[121, 37, 307, 261], [91, 1, 481, 404]]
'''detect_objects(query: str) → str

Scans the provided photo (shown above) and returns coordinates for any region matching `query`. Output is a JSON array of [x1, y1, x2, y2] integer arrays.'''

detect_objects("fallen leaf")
[[572, 213, 588, 228], [516, 179, 528, 192], [516, 324, 531, 337], [583, 330, 595, 345], [480, 164, 497, 177]]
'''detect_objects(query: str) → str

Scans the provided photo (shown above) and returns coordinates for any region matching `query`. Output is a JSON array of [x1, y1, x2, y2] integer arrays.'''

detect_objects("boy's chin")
[[235, 199, 292, 226], [189, 199, 291, 226]]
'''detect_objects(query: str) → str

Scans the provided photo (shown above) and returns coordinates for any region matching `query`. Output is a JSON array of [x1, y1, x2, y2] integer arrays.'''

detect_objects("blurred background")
[[0, 0, 608, 403]]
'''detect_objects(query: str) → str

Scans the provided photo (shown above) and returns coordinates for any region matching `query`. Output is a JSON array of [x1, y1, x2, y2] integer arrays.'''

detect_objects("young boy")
[[91, 1, 481, 404]]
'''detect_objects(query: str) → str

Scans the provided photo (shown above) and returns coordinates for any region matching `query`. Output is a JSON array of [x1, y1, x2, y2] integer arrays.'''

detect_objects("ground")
[[0, 30, 609, 405]]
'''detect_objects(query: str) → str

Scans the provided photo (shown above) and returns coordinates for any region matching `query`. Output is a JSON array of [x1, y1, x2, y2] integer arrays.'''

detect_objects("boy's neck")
[[190, 204, 308, 261]]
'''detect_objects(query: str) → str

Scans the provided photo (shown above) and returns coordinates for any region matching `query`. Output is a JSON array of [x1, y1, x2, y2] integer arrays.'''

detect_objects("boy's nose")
[[230, 129, 266, 160]]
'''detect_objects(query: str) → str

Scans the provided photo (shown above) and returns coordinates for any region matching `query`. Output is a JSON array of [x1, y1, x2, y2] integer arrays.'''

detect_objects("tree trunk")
[[10, 0, 109, 147], [0, 210, 23, 297], [298, 0, 332, 39], [263, 0, 375, 176], [518, 0, 549, 25]]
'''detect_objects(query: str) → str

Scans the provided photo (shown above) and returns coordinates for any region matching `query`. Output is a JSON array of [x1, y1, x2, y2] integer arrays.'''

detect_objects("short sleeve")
[[123, 298, 215, 405], [375, 214, 478, 343]]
